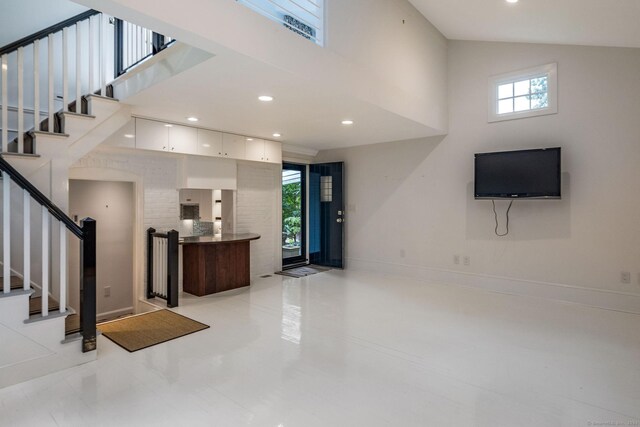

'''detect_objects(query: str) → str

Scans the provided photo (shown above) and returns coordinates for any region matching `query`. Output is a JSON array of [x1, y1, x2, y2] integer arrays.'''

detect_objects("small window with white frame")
[[488, 63, 558, 122]]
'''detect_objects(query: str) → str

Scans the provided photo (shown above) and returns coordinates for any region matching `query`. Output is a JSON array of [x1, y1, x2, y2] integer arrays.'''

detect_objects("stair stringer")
[[0, 292, 96, 389]]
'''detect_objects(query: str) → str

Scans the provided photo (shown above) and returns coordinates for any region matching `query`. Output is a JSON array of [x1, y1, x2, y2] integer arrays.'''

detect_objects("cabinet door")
[[169, 125, 198, 155], [135, 119, 168, 151], [222, 133, 247, 160], [197, 129, 223, 157], [245, 139, 265, 162], [264, 140, 282, 164]]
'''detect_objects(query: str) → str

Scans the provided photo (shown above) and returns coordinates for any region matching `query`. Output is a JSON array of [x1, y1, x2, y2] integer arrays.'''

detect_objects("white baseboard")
[[347, 257, 640, 315], [97, 307, 134, 322]]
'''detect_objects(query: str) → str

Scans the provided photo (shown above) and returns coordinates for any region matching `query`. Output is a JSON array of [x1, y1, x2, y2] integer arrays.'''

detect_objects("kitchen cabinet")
[[134, 119, 281, 165], [245, 139, 282, 163], [264, 139, 282, 164], [169, 125, 198, 155], [135, 118, 168, 151], [221, 133, 247, 160], [197, 129, 223, 157], [245, 139, 265, 162]]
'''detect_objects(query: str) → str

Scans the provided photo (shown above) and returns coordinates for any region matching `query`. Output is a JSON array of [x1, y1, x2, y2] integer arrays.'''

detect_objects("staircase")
[[0, 8, 176, 389]]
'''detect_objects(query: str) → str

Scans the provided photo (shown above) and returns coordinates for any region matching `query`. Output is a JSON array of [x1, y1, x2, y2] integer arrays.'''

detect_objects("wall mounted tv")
[[474, 147, 561, 199]]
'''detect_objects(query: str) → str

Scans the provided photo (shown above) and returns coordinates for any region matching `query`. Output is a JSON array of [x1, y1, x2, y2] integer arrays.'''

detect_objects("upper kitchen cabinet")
[[246, 138, 282, 164], [133, 118, 281, 164], [135, 118, 168, 151], [169, 125, 198, 155], [197, 129, 223, 157], [264, 140, 282, 164], [221, 133, 247, 160], [245, 139, 266, 162]]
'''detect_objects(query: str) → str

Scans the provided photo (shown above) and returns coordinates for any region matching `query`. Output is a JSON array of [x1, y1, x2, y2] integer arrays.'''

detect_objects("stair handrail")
[[0, 10, 100, 56], [0, 154, 82, 238]]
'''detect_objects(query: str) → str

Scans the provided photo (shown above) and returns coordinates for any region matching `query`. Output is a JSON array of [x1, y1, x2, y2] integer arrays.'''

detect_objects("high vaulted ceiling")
[[409, 0, 640, 48]]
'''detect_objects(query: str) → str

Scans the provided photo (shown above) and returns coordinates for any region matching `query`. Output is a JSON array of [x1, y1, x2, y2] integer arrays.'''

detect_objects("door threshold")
[[282, 261, 309, 270]]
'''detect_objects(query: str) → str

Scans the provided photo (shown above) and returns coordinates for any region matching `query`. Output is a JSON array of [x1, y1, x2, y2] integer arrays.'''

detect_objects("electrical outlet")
[[463, 256, 471, 266], [104, 286, 111, 297], [621, 272, 631, 284], [453, 255, 460, 265]]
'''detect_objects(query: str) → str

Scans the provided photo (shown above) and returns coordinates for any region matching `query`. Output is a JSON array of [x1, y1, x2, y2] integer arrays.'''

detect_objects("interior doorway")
[[69, 179, 135, 321], [282, 163, 307, 267]]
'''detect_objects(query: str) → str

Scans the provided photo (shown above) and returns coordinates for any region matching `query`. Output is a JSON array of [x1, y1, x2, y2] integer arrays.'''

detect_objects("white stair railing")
[[0, 10, 174, 155], [1, 155, 97, 351]]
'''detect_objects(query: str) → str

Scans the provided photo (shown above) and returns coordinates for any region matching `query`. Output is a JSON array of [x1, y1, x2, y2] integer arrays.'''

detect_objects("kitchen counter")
[[182, 233, 261, 296], [180, 233, 261, 245]]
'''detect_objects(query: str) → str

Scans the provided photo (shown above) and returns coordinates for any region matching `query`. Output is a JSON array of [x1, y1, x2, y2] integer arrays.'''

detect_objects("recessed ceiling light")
[[341, 120, 354, 125], [246, 138, 254, 141], [506, 0, 518, 3], [187, 117, 198, 122], [202, 144, 211, 148], [273, 133, 281, 138], [164, 124, 173, 127], [124, 134, 135, 139], [258, 95, 274, 102]]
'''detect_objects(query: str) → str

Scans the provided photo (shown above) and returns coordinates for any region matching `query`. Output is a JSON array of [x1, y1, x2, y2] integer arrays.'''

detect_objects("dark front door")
[[309, 162, 344, 268]]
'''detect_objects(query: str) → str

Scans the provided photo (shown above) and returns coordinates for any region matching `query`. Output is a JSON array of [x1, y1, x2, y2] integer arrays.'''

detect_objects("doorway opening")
[[69, 179, 135, 322], [282, 163, 307, 267], [280, 161, 345, 270]]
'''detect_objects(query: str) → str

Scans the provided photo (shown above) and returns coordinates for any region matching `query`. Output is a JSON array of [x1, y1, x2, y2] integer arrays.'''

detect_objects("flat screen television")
[[474, 147, 561, 199]]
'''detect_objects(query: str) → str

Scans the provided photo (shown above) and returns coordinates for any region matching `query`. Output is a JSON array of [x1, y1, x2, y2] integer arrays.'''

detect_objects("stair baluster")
[[2, 171, 9, 293], [1, 54, 7, 151], [41, 205, 49, 317], [16, 47, 24, 153], [23, 188, 30, 291]]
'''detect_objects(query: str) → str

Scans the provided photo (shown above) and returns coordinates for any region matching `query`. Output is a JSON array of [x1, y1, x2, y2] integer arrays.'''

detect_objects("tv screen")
[[474, 148, 561, 199]]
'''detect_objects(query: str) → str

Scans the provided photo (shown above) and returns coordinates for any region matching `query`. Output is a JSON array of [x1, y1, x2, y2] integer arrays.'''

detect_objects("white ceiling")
[[124, 54, 438, 151], [0, 0, 88, 47], [408, 0, 640, 48]]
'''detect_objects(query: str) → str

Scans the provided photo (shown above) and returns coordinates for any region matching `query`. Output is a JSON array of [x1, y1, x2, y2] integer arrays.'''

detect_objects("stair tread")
[[29, 296, 60, 315], [0, 275, 23, 289]]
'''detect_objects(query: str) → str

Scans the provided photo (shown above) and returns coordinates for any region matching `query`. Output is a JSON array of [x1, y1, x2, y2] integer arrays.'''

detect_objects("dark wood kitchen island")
[[181, 233, 260, 296]]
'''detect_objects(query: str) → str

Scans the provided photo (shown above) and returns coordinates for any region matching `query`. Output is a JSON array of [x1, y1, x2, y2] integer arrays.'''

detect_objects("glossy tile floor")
[[2, 270, 640, 427]]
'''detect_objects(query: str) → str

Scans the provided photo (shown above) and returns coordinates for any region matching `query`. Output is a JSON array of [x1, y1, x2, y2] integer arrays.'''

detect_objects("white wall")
[[236, 161, 282, 276], [69, 180, 134, 319], [0, 0, 88, 47], [73, 0, 448, 133], [326, 0, 448, 130], [316, 41, 640, 305]]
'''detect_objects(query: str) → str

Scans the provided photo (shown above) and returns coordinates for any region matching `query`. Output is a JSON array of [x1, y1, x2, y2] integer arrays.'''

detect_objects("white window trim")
[[488, 62, 558, 123]]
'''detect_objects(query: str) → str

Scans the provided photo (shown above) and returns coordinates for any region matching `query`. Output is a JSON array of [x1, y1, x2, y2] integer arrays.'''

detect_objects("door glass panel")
[[282, 165, 305, 264]]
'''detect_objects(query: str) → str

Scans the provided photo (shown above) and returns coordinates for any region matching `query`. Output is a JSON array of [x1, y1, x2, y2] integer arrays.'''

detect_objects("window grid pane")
[[496, 74, 550, 115], [498, 83, 514, 100]]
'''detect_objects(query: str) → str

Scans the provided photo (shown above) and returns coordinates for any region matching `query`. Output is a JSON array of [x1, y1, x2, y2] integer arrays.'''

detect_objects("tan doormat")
[[98, 309, 209, 352]]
